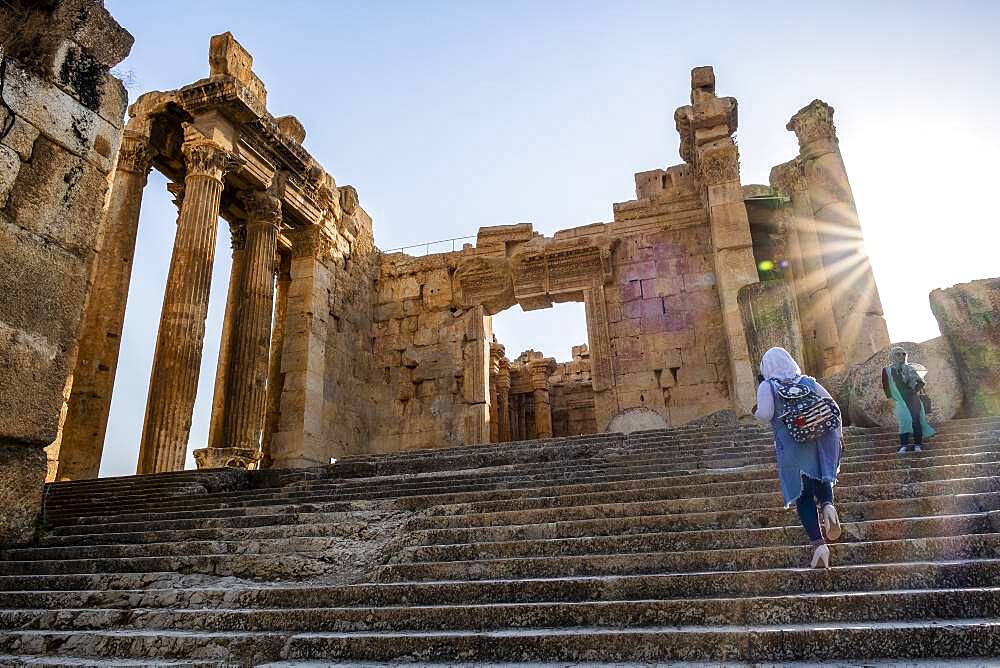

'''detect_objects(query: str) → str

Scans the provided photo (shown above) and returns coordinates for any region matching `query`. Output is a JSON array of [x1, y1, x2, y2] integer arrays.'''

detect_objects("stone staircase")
[[1, 417, 999, 666]]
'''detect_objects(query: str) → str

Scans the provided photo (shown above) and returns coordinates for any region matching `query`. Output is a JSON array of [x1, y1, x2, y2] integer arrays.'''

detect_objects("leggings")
[[900, 394, 924, 446], [796, 475, 834, 544]]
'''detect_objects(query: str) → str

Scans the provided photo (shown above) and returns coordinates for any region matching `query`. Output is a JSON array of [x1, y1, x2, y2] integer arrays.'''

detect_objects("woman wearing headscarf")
[[882, 346, 935, 453], [754, 347, 843, 569]]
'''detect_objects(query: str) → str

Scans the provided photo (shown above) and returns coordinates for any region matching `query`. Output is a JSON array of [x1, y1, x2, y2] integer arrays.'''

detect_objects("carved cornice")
[[116, 131, 155, 176], [697, 144, 740, 185], [787, 99, 837, 150], [181, 139, 242, 182]]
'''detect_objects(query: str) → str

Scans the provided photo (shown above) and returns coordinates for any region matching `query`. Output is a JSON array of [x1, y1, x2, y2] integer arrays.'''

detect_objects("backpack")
[[769, 378, 840, 443]]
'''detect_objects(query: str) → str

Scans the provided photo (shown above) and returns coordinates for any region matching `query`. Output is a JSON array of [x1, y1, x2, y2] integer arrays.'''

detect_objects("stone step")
[[0, 657, 232, 667], [399, 510, 1000, 563], [2, 619, 999, 664], [32, 488, 1000, 555], [376, 532, 1000, 582], [15, 507, 999, 566], [278, 619, 1000, 663], [3, 557, 997, 604], [46, 451, 1000, 528], [412, 465, 1000, 520], [44, 473, 1000, 547], [2, 588, 998, 634]]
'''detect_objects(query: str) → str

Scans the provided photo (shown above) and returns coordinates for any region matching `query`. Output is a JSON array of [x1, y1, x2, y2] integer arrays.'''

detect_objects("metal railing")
[[382, 235, 477, 256]]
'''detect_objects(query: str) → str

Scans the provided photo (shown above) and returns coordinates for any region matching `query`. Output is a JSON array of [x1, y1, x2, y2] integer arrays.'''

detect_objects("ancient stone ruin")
[[1, 2, 999, 664], [37, 32, 904, 481]]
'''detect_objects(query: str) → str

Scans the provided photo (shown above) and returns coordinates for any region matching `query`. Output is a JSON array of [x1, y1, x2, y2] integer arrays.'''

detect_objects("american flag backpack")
[[769, 378, 840, 443]]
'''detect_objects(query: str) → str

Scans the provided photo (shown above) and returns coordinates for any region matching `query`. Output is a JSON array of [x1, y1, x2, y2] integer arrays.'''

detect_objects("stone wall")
[[0, 0, 132, 544], [549, 345, 597, 437]]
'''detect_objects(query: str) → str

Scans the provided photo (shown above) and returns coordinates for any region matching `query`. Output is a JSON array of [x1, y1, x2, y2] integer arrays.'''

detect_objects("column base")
[[192, 446, 260, 470], [0, 445, 47, 548]]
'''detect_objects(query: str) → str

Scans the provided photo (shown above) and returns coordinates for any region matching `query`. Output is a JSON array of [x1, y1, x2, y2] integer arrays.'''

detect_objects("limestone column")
[[787, 100, 889, 365], [206, 222, 246, 451], [675, 67, 758, 412], [261, 252, 291, 468], [771, 159, 844, 377], [136, 138, 239, 475], [195, 188, 281, 469], [59, 130, 154, 480], [529, 359, 556, 440], [496, 359, 511, 442]]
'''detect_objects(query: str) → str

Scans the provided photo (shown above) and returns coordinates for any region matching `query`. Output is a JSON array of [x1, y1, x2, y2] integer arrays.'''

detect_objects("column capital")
[[529, 358, 556, 388], [228, 220, 246, 251], [787, 99, 838, 153], [697, 142, 740, 186], [181, 138, 242, 182], [193, 446, 260, 470], [240, 189, 283, 229], [116, 130, 155, 176], [495, 358, 511, 392], [288, 224, 336, 260]]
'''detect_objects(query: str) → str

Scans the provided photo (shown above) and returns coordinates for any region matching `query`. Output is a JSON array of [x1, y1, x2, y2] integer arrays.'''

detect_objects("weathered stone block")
[[0, 445, 46, 548], [738, 280, 804, 371], [930, 278, 1000, 417], [847, 339, 962, 428], [422, 269, 453, 309], [1, 117, 41, 162]]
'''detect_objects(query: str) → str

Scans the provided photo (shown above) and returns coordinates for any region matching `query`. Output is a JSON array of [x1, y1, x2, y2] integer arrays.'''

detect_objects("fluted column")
[[136, 137, 239, 474], [260, 252, 291, 469], [530, 359, 556, 440], [195, 189, 281, 469], [59, 130, 154, 480], [488, 342, 504, 443], [496, 359, 511, 442], [206, 222, 246, 450]]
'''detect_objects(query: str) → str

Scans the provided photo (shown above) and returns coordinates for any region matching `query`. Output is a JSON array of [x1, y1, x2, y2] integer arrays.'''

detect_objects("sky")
[[98, 0, 999, 477]]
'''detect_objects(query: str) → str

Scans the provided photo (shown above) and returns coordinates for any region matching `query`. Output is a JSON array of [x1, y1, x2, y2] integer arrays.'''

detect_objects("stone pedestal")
[[59, 130, 154, 480], [788, 101, 889, 365], [137, 138, 238, 475], [0, 446, 47, 548]]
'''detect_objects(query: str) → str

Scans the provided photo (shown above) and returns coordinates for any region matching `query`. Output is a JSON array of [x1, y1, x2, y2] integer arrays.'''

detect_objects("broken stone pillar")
[[770, 159, 844, 378], [496, 358, 512, 442], [675, 66, 758, 413], [261, 253, 291, 468], [787, 101, 889, 365], [137, 136, 239, 474], [58, 127, 154, 480], [196, 188, 281, 469], [930, 278, 1000, 417], [738, 280, 805, 372], [488, 342, 504, 443], [846, 339, 962, 428], [269, 225, 334, 469], [530, 358, 557, 439], [0, 0, 133, 543]]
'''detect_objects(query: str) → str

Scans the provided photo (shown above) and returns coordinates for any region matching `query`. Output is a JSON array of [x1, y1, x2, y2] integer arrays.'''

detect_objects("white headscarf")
[[760, 346, 802, 381]]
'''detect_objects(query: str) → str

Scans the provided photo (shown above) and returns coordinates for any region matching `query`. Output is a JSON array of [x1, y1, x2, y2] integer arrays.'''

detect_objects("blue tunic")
[[767, 376, 843, 507]]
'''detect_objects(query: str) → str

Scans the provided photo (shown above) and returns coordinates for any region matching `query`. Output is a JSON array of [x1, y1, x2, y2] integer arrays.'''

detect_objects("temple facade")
[[51, 35, 891, 477]]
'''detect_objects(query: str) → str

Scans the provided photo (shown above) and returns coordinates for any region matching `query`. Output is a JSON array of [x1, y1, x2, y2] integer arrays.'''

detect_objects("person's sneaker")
[[914, 444, 923, 452], [897, 445, 909, 454]]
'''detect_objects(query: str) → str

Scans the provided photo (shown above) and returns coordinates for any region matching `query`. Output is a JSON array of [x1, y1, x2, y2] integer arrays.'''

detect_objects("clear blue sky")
[[98, 0, 999, 476]]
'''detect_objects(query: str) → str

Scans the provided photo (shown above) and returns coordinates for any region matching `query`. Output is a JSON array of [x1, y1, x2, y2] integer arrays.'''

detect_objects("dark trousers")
[[796, 475, 834, 543], [900, 393, 924, 447]]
